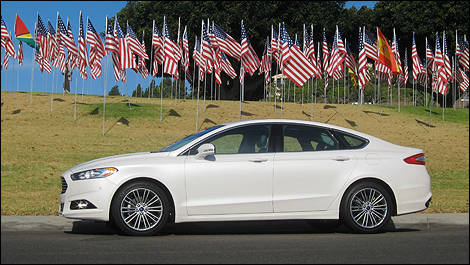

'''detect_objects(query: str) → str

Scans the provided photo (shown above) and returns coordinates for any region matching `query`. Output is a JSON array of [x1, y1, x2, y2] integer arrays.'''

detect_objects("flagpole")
[[196, 63, 200, 132], [30, 20, 38, 105], [192, 36, 196, 100], [103, 17, 110, 136], [149, 20, 155, 99], [344, 38, 346, 104], [454, 30, 457, 110], [160, 17, 166, 122]]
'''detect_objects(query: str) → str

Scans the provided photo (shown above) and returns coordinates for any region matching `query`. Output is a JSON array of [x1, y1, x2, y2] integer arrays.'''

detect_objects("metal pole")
[[196, 65, 200, 132], [74, 69, 78, 120]]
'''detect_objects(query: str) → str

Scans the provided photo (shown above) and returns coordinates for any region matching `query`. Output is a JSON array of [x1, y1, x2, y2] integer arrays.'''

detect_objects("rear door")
[[273, 124, 358, 212]]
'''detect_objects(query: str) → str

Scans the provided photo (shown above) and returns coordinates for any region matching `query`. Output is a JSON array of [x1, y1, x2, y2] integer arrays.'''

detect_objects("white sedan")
[[59, 119, 432, 235]]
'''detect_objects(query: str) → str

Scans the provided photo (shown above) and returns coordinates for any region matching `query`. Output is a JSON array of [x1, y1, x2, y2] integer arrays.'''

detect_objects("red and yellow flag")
[[377, 28, 400, 75]]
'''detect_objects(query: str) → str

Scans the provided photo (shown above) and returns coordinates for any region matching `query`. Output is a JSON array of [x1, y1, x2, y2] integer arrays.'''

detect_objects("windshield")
[[156, 125, 225, 152]]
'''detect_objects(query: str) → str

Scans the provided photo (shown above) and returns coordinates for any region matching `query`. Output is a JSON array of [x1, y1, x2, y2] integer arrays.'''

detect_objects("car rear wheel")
[[111, 181, 170, 236], [341, 181, 392, 233]]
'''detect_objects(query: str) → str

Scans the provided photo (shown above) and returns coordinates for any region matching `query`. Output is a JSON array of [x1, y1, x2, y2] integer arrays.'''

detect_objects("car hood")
[[65, 152, 171, 174]]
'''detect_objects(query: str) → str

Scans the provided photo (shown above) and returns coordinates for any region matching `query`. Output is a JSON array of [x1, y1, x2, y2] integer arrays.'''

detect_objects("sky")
[[1, 1, 375, 96], [344, 1, 377, 9]]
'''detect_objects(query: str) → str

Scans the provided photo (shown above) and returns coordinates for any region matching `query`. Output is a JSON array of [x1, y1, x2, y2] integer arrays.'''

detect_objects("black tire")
[[111, 181, 170, 236], [341, 181, 392, 234]]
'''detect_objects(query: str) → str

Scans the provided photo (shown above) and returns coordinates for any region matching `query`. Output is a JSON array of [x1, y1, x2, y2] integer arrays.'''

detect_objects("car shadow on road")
[[65, 219, 419, 236]]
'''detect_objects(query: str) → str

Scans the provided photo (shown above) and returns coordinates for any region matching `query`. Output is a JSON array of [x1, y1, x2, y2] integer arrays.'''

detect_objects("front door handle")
[[333, 156, 350, 161], [249, 158, 268, 163]]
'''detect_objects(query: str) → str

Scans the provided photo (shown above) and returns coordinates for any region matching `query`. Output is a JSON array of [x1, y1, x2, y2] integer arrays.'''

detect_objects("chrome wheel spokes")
[[120, 188, 163, 231], [350, 188, 388, 229]]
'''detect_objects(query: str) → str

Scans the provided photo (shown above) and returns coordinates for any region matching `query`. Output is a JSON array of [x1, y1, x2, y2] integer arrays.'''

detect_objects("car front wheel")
[[111, 181, 170, 236], [341, 181, 392, 233]]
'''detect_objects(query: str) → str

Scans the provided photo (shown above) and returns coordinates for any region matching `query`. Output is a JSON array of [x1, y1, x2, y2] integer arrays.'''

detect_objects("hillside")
[[1, 91, 468, 215]]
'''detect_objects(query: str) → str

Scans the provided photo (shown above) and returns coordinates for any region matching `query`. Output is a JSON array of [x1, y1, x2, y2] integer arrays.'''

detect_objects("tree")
[[132, 83, 143, 97], [108, 85, 121, 96]]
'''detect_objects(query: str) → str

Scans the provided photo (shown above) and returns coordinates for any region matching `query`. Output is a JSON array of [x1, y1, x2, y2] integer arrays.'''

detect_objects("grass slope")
[[1, 91, 468, 215]]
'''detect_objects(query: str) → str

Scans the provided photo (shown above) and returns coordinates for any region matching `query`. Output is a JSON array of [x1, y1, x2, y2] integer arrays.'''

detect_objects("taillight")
[[404, 153, 426, 165]]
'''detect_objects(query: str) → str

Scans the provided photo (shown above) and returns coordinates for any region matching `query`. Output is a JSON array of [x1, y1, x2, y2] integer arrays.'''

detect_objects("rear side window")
[[332, 130, 369, 149], [282, 124, 339, 152]]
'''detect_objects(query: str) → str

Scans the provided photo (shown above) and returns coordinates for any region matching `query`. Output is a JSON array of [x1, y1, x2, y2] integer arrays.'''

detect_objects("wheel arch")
[[339, 177, 398, 217], [110, 177, 176, 224]]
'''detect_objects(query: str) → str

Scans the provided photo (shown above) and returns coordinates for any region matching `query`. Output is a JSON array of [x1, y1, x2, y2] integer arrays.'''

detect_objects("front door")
[[185, 124, 274, 215]]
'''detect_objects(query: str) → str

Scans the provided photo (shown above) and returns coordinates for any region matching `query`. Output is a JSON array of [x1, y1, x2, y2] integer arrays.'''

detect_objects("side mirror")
[[195, 143, 215, 160]]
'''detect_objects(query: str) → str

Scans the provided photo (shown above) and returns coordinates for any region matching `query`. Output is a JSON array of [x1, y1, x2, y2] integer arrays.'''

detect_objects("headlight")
[[70, 167, 118, 181]]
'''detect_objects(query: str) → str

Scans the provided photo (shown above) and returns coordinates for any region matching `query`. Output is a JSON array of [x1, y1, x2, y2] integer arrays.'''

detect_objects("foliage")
[[108, 85, 121, 96], [114, 1, 469, 101]]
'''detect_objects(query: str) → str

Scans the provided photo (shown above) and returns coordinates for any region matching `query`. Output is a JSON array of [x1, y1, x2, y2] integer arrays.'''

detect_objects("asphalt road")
[[1, 220, 468, 264]]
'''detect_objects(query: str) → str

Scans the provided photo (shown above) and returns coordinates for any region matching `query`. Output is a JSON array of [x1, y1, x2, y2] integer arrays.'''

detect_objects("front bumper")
[[58, 173, 118, 222]]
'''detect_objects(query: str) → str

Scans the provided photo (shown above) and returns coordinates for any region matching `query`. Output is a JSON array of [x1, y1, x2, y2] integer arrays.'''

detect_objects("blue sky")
[[1, 1, 375, 96], [345, 1, 377, 9]]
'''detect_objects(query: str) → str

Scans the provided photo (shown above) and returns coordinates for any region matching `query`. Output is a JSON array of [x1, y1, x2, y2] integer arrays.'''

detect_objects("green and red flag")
[[15, 14, 34, 48]]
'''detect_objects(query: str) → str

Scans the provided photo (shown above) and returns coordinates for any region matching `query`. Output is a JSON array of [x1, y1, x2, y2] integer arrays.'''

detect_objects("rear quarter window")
[[332, 130, 369, 149]]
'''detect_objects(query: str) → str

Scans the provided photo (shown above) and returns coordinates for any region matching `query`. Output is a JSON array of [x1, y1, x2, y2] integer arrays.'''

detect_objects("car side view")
[[59, 119, 432, 235]]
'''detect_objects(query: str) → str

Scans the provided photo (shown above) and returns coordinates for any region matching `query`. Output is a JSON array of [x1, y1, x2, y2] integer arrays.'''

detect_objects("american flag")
[[259, 38, 271, 84], [105, 18, 121, 82], [434, 33, 447, 95], [87, 18, 106, 60], [18, 41, 23, 66], [208, 23, 222, 85], [322, 29, 329, 73], [220, 52, 237, 79], [201, 20, 213, 74], [87, 17, 106, 79], [305, 25, 321, 79], [2, 52, 9, 69], [411, 33, 425, 80], [240, 20, 260, 76], [457, 67, 468, 92], [47, 21, 57, 62], [105, 18, 119, 55], [271, 26, 280, 64], [151, 20, 164, 74], [1, 16, 17, 59], [193, 37, 204, 81], [57, 15, 78, 57], [53, 42, 66, 73], [137, 30, 149, 79], [279, 23, 315, 87], [443, 31, 452, 82], [425, 37, 434, 73], [162, 16, 178, 78], [327, 26, 346, 77], [332, 63, 343, 81], [213, 22, 241, 61], [183, 26, 189, 73], [36, 14, 51, 73], [358, 27, 370, 91], [457, 37, 469, 71], [401, 49, 408, 86], [115, 17, 135, 70], [363, 28, 378, 61], [77, 13, 88, 79], [66, 20, 78, 70], [126, 21, 148, 60], [345, 40, 357, 75]]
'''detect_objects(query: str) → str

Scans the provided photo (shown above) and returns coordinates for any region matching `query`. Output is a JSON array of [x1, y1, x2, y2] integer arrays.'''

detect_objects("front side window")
[[157, 125, 224, 152], [282, 124, 338, 152], [190, 124, 272, 155]]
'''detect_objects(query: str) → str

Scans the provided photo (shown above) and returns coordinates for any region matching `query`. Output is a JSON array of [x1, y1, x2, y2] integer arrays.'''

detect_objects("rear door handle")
[[249, 158, 268, 163], [333, 156, 350, 161]]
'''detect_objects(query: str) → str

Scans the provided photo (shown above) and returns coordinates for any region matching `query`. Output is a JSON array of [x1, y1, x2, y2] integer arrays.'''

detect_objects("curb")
[[1, 213, 468, 232]]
